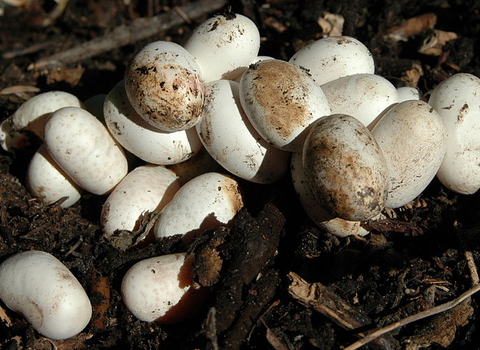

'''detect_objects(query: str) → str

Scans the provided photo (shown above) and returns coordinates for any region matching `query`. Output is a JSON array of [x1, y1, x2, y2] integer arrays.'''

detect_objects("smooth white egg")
[[321, 73, 399, 126], [372, 100, 447, 208], [429, 73, 480, 194], [44, 106, 128, 195], [196, 79, 290, 183], [289, 36, 375, 86], [183, 13, 261, 82]]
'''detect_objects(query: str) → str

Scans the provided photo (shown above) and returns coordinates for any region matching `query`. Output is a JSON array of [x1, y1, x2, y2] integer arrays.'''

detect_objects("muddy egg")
[[303, 114, 388, 221], [196, 79, 290, 184], [124, 40, 205, 132], [239, 59, 331, 152], [104, 80, 202, 165], [321, 73, 399, 127], [289, 36, 375, 86], [290, 151, 371, 237], [371, 100, 447, 208], [183, 13, 260, 82], [428, 73, 480, 194]]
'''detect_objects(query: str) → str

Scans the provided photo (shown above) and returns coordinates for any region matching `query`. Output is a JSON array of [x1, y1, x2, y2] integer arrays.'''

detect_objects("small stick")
[[28, 0, 228, 71], [344, 283, 480, 350]]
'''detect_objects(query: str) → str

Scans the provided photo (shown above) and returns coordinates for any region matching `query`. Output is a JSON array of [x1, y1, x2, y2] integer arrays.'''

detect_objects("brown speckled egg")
[[303, 114, 388, 221]]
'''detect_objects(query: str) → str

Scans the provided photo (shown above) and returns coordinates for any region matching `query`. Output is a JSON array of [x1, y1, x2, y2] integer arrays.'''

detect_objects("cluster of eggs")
[[1, 11, 480, 339]]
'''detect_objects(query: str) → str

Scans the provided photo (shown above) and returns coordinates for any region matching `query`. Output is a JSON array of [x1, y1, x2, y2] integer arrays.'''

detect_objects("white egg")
[[121, 253, 200, 323], [239, 59, 331, 152], [0, 250, 92, 340], [44, 106, 128, 195], [101, 165, 181, 239], [396, 86, 420, 102], [196, 79, 290, 183], [289, 36, 375, 86], [104, 80, 203, 165], [183, 13, 261, 82], [290, 151, 370, 237], [321, 73, 399, 126], [0, 91, 82, 150], [154, 172, 243, 243], [303, 114, 388, 221], [429, 73, 480, 194], [372, 100, 447, 208], [124, 41, 205, 132], [26, 144, 83, 208]]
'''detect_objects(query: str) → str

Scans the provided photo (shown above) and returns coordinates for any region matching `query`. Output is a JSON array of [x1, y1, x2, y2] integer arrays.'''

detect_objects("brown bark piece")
[[201, 203, 285, 349]]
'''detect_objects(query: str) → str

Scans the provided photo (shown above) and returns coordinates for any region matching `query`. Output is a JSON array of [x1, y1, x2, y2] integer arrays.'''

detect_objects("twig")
[[27, 0, 228, 71], [343, 283, 480, 350]]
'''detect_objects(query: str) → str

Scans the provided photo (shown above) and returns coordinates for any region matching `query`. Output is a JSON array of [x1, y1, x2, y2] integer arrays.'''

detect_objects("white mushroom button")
[[239, 59, 331, 152], [371, 100, 447, 208], [396, 86, 420, 102], [104, 80, 202, 165], [196, 79, 290, 184], [154, 172, 243, 243], [124, 41, 205, 132], [321, 73, 399, 127], [121, 253, 202, 323], [303, 114, 388, 221], [0, 90, 82, 151], [44, 106, 128, 195], [101, 165, 181, 239], [183, 13, 261, 82], [289, 36, 375, 86], [0, 250, 92, 340], [26, 144, 83, 208], [428, 73, 480, 194]]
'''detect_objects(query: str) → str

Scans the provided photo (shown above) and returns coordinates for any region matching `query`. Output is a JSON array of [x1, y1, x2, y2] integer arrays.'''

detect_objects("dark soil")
[[1, 0, 480, 349]]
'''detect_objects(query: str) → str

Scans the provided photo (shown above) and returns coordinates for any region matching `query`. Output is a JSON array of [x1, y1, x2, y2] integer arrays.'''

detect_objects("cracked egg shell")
[[154, 172, 243, 243], [124, 41, 205, 132], [289, 36, 374, 86], [428, 73, 480, 194], [303, 114, 388, 221], [239, 59, 331, 152], [104, 80, 202, 165], [101, 165, 181, 239], [121, 253, 204, 323], [321, 73, 399, 127], [196, 79, 290, 184], [44, 106, 128, 195], [372, 100, 447, 208], [0, 250, 92, 340], [183, 13, 261, 82]]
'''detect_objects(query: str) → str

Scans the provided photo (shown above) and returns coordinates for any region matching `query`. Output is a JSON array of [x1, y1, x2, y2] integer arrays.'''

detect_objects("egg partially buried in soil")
[[124, 41, 205, 132], [303, 114, 388, 221], [239, 59, 331, 152]]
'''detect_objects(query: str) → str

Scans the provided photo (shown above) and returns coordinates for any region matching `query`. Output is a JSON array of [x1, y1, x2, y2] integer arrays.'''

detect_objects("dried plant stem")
[[344, 283, 480, 350], [28, 0, 227, 71]]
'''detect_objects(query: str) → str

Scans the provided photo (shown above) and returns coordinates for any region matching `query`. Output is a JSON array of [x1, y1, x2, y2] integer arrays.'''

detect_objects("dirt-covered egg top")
[[303, 114, 388, 221], [124, 41, 205, 132]]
